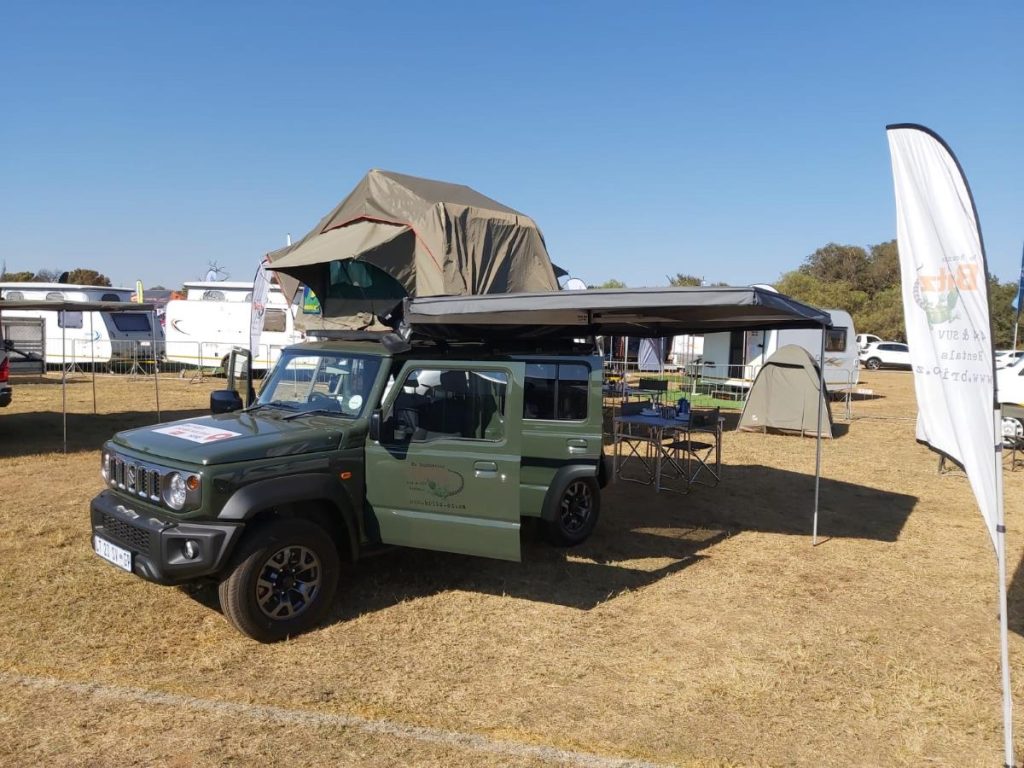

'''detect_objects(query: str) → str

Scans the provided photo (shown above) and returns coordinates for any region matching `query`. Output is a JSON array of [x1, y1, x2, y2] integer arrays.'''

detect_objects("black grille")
[[111, 456, 161, 502], [100, 512, 153, 553]]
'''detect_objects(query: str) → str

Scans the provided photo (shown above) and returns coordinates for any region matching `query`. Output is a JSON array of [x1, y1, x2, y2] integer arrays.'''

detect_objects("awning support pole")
[[812, 322, 825, 545], [151, 310, 161, 422], [61, 318, 67, 454], [90, 311, 96, 414]]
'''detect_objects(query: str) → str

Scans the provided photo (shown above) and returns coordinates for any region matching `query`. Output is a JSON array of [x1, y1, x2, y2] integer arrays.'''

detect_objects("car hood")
[[111, 411, 347, 466]]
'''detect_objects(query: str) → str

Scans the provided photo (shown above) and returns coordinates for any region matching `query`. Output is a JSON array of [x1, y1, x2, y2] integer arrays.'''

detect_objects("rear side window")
[[524, 362, 589, 421], [100, 293, 121, 302]]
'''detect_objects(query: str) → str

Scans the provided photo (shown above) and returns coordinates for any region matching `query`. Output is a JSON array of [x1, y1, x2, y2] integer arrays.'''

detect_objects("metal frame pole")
[[90, 311, 96, 414], [151, 310, 160, 421], [812, 322, 826, 545], [61, 317, 67, 454]]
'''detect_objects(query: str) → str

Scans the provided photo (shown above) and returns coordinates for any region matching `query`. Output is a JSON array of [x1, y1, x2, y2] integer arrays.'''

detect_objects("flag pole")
[[1013, 242, 1024, 352]]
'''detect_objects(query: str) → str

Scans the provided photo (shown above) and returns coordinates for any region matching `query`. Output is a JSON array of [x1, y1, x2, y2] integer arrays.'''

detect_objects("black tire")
[[544, 477, 600, 547], [218, 518, 340, 642], [865, 357, 882, 370]]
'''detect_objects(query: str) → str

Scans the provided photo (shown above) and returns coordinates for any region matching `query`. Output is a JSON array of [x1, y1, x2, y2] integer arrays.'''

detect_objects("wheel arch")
[[218, 473, 360, 563], [539, 463, 601, 523]]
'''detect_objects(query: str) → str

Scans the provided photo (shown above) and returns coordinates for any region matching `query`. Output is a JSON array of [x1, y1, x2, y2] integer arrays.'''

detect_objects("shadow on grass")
[[0, 408, 206, 457], [185, 464, 917, 629]]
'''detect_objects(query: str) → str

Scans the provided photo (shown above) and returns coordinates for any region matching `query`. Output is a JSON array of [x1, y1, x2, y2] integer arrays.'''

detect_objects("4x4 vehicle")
[[90, 337, 608, 641], [860, 342, 911, 370]]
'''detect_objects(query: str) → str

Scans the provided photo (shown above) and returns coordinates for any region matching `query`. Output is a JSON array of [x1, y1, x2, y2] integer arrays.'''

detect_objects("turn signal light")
[[186, 475, 200, 491]]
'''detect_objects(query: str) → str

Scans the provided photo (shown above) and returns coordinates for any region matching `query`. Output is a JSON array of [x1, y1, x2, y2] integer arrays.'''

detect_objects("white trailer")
[[164, 281, 303, 371], [701, 307, 860, 392], [0, 283, 161, 366]]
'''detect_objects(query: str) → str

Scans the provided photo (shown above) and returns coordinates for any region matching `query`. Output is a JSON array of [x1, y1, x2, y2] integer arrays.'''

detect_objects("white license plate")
[[94, 535, 132, 572]]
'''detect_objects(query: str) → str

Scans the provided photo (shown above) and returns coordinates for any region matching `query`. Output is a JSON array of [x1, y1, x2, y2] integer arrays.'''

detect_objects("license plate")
[[94, 535, 132, 572]]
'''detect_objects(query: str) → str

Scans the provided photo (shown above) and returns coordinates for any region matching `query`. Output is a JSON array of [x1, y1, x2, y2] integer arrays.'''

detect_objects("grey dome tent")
[[738, 344, 834, 438]]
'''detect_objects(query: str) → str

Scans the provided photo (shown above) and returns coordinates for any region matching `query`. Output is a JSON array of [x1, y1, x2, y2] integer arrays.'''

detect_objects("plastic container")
[[676, 397, 690, 420]]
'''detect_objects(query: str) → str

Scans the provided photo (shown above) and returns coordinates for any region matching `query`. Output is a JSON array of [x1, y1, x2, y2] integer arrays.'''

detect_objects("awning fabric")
[[402, 286, 832, 341]]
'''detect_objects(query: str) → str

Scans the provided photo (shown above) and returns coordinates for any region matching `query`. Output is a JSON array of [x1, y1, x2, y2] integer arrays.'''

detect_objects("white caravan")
[[0, 283, 161, 366], [164, 281, 303, 371], [701, 306, 860, 392]]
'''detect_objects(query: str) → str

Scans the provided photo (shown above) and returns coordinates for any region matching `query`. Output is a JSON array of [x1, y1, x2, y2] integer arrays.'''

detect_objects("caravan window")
[[202, 290, 226, 301], [4, 291, 24, 300], [46, 291, 64, 300], [110, 313, 151, 332], [59, 311, 83, 329], [100, 293, 121, 302], [825, 328, 847, 352], [263, 308, 287, 333]]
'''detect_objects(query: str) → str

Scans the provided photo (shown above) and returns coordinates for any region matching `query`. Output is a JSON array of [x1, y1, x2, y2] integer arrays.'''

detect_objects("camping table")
[[612, 411, 724, 493]]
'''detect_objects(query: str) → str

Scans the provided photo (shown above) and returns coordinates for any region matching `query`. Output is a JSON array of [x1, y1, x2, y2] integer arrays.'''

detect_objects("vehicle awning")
[[402, 286, 832, 340]]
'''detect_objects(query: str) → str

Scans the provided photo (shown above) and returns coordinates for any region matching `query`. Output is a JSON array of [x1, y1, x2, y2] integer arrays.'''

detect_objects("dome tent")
[[738, 344, 834, 438]]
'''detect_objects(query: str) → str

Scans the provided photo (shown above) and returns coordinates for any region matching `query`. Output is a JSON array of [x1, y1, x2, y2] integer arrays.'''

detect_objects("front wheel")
[[865, 357, 882, 370], [218, 518, 340, 642], [544, 477, 600, 547]]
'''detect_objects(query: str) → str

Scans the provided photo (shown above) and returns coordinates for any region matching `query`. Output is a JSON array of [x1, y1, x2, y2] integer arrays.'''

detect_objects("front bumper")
[[90, 490, 242, 585]]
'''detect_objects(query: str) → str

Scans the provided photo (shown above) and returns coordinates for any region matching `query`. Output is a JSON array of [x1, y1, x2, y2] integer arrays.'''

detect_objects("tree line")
[[0, 265, 113, 286], [596, 242, 1023, 346]]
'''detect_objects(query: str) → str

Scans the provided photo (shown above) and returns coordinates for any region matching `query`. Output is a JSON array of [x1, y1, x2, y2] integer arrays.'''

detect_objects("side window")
[[825, 328, 847, 352], [59, 310, 83, 329], [263, 308, 287, 333], [202, 290, 225, 301], [524, 363, 589, 421], [5, 291, 24, 300], [390, 367, 508, 442], [100, 293, 121, 302], [46, 291, 64, 300]]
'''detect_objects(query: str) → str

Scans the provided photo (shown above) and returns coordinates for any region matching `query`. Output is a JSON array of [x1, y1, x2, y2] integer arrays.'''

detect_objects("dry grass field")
[[0, 369, 1021, 767]]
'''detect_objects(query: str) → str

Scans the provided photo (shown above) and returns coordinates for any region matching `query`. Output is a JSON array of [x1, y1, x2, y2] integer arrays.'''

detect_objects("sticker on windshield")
[[152, 423, 242, 444], [347, 395, 363, 411]]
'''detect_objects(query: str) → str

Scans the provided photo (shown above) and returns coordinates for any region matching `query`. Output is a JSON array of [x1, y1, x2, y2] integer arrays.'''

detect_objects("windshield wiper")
[[246, 401, 300, 413], [281, 408, 347, 421]]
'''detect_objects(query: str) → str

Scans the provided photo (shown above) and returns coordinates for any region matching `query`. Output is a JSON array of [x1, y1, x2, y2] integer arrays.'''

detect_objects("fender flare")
[[217, 473, 359, 562], [540, 463, 600, 523]]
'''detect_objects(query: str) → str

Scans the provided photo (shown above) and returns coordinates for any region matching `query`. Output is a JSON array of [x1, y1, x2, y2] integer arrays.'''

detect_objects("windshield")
[[256, 350, 382, 418]]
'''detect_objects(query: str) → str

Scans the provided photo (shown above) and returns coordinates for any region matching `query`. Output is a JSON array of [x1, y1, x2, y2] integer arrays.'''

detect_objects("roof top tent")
[[267, 169, 560, 332], [0, 283, 162, 367]]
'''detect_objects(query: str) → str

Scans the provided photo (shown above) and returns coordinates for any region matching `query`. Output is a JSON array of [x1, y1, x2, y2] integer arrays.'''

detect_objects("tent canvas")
[[738, 344, 834, 438], [267, 170, 560, 331]]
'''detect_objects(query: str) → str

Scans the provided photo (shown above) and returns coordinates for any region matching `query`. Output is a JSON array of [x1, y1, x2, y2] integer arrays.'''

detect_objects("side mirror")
[[369, 410, 382, 442], [211, 389, 244, 414]]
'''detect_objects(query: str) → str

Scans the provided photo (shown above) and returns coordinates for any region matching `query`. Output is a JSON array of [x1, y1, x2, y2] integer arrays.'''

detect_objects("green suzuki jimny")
[[91, 337, 608, 641]]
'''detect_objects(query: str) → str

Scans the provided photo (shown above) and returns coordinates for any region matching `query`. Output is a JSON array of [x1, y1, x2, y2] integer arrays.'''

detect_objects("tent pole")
[[151, 310, 161, 422], [812, 322, 825, 545], [62, 318, 67, 454], [997, 521, 1016, 767], [90, 311, 96, 414]]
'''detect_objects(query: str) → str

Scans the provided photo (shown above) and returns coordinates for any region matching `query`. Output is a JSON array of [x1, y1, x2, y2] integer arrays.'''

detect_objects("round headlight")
[[163, 472, 187, 510]]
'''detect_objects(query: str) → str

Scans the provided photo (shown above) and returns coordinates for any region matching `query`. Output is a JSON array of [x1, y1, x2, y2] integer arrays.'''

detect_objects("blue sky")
[[1, 1, 1021, 290]]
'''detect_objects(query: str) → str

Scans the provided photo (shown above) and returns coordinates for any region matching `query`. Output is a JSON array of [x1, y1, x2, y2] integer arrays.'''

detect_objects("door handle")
[[567, 438, 587, 455], [474, 460, 498, 478]]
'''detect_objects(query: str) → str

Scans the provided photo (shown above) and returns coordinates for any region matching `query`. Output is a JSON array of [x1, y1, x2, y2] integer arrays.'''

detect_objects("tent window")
[[825, 328, 847, 353], [327, 260, 407, 301], [263, 308, 287, 333], [202, 290, 226, 301], [524, 363, 588, 421]]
